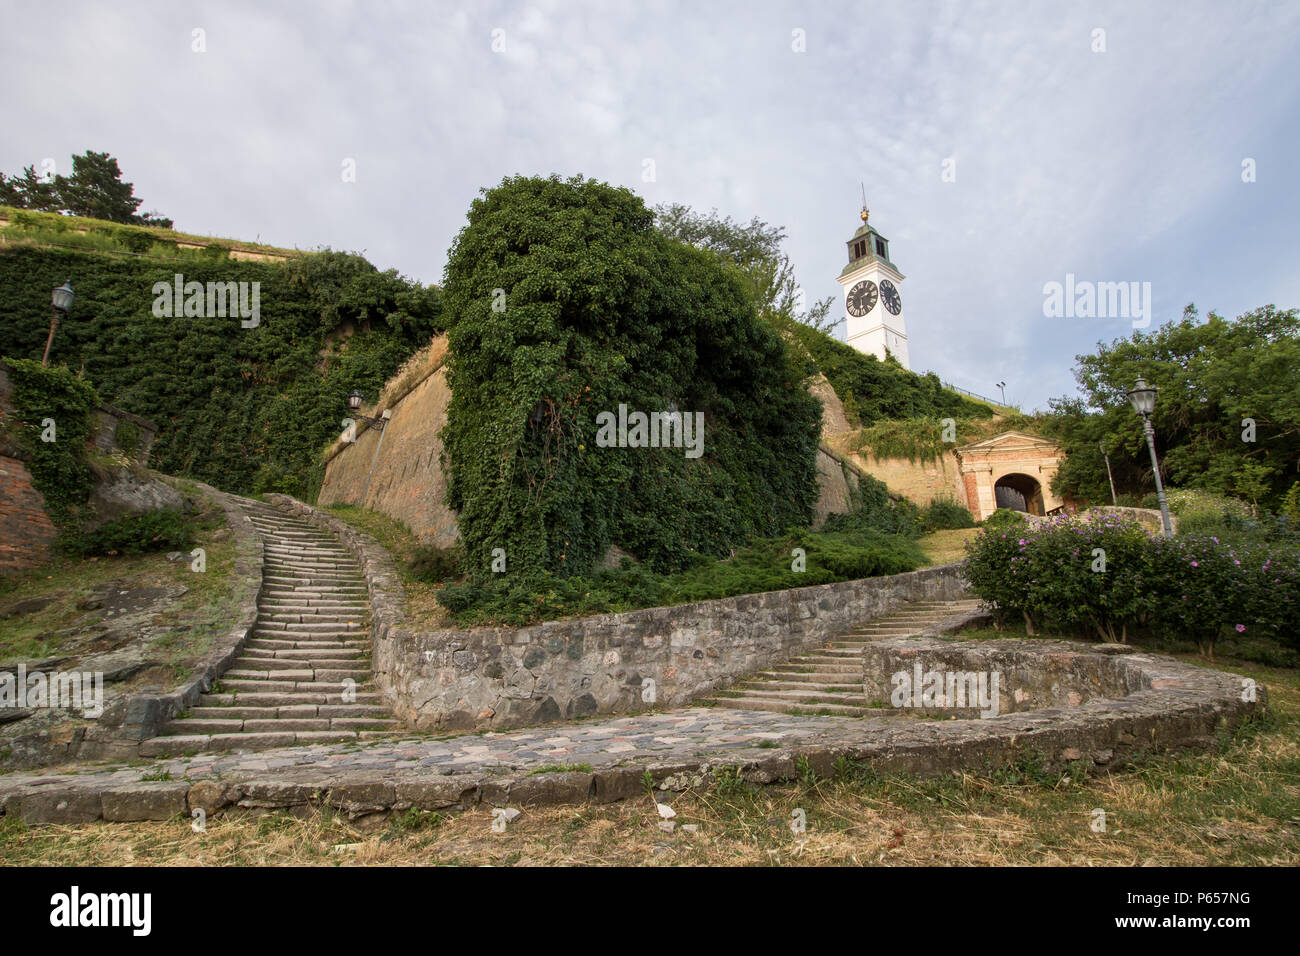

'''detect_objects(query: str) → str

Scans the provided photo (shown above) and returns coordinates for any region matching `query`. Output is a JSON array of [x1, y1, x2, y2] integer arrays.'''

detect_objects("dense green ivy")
[[441, 175, 824, 577], [0, 244, 443, 498], [1, 358, 100, 530], [784, 319, 993, 423]]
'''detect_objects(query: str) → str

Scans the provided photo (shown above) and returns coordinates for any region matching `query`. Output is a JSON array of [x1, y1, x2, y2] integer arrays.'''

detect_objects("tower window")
[[875, 238, 887, 257]]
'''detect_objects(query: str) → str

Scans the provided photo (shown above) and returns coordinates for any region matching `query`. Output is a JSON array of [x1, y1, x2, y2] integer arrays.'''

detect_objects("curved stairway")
[[701, 598, 983, 717], [140, 501, 402, 756]]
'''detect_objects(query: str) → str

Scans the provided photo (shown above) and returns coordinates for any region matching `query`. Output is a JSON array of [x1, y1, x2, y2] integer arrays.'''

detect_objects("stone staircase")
[[702, 598, 983, 717], [140, 500, 402, 756]]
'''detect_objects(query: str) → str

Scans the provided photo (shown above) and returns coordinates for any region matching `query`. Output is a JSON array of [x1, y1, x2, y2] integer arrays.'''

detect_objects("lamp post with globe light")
[[43, 281, 75, 366], [1127, 378, 1174, 536]]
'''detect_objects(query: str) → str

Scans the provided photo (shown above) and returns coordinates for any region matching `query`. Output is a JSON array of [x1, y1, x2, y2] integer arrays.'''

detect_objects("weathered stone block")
[[19, 789, 102, 824], [101, 782, 188, 821]]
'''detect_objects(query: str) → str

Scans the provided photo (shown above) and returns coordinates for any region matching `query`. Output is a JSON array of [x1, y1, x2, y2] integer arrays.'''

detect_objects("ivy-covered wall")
[[441, 175, 824, 578], [0, 242, 444, 499], [785, 320, 994, 425]]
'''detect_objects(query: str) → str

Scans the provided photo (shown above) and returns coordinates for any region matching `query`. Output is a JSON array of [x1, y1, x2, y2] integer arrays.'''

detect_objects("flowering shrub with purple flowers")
[[962, 513, 1300, 656]]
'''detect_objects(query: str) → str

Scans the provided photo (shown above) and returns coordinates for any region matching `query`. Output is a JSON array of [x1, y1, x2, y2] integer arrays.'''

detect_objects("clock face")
[[846, 280, 878, 317], [880, 279, 902, 315]]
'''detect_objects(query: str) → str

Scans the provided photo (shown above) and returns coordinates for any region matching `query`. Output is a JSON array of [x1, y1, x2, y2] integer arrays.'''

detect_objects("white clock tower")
[[837, 205, 909, 369]]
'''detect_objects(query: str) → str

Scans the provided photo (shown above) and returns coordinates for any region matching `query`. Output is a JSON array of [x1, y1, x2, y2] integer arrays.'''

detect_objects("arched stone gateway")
[[954, 431, 1066, 521], [994, 472, 1045, 515]]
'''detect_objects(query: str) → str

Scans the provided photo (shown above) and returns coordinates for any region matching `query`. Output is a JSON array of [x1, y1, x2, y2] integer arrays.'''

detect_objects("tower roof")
[[841, 216, 898, 277]]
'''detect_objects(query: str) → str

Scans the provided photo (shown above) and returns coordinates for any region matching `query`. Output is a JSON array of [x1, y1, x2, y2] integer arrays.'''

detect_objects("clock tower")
[[838, 204, 909, 369]]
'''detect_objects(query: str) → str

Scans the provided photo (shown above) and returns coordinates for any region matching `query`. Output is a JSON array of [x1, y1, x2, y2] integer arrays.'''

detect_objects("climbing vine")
[[1, 357, 100, 530], [441, 175, 823, 577], [0, 244, 444, 498]]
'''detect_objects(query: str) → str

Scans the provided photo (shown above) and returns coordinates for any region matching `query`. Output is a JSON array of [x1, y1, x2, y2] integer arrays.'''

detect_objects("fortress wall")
[[855, 449, 968, 508], [320, 344, 865, 546], [317, 338, 458, 547], [813, 445, 862, 526]]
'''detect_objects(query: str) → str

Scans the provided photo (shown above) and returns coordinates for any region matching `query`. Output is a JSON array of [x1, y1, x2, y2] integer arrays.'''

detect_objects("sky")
[[3, 0, 1298, 411]]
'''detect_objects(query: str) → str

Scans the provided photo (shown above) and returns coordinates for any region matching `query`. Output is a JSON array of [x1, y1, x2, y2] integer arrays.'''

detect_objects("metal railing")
[[940, 380, 1012, 409]]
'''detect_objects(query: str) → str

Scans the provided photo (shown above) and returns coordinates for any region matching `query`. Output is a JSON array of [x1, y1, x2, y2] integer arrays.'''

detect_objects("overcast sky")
[[4, 0, 1298, 410]]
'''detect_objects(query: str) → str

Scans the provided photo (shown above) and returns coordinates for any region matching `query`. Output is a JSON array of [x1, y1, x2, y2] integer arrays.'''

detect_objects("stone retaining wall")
[[265, 494, 969, 731], [0, 633, 1267, 825]]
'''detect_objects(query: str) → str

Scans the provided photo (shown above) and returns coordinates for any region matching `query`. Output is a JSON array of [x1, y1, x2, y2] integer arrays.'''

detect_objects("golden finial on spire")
[[859, 183, 869, 222]]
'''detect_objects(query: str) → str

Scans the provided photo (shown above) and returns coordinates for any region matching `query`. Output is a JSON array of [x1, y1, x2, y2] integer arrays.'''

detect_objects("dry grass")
[[378, 335, 449, 410], [918, 528, 980, 567], [322, 504, 450, 629], [3, 654, 1296, 867]]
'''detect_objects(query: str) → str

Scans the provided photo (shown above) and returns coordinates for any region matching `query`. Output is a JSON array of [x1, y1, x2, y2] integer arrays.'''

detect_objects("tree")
[[0, 166, 61, 212], [1046, 304, 1300, 508], [654, 203, 835, 331], [0, 150, 173, 227]]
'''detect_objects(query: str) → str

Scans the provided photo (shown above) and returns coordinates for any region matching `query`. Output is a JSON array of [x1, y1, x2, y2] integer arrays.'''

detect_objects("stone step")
[[771, 662, 861, 675], [259, 598, 368, 609], [263, 563, 359, 574], [262, 552, 357, 562], [260, 609, 367, 623], [163, 716, 403, 735], [735, 679, 864, 693], [225, 665, 371, 682], [255, 620, 364, 633], [201, 691, 382, 707], [252, 627, 369, 641], [139, 729, 404, 757], [704, 697, 872, 717], [756, 670, 855, 683], [246, 638, 370, 651], [717, 688, 874, 707], [262, 587, 367, 598], [188, 703, 393, 720], [263, 544, 352, 554], [235, 653, 368, 670], [219, 676, 371, 692], [262, 574, 365, 586]]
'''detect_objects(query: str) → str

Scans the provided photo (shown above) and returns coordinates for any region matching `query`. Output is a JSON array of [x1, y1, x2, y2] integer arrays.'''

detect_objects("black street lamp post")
[[43, 280, 75, 366], [1127, 378, 1174, 536]]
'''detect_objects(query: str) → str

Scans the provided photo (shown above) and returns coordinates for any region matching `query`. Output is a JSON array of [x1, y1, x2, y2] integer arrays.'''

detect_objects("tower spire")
[[859, 183, 869, 222]]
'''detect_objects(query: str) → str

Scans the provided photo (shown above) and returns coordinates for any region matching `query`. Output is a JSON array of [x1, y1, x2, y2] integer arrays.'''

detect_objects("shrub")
[[113, 418, 142, 459], [822, 473, 926, 539], [436, 527, 924, 626], [74, 509, 195, 556], [922, 498, 976, 531], [962, 513, 1300, 655], [409, 544, 462, 584], [981, 508, 1028, 532], [1, 357, 99, 530]]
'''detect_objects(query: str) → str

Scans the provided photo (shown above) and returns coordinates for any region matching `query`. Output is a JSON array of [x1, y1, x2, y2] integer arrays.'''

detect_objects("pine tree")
[[0, 150, 172, 228]]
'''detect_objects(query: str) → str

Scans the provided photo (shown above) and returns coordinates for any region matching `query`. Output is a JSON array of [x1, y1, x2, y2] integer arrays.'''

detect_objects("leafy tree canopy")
[[654, 203, 835, 331], [1044, 304, 1300, 509]]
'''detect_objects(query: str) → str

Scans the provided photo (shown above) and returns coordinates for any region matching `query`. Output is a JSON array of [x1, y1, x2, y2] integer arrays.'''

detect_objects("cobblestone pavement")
[[0, 638, 1261, 824], [2, 707, 861, 790]]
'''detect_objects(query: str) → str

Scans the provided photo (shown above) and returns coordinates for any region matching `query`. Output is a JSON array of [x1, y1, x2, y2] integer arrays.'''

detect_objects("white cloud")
[[2, 0, 1297, 408]]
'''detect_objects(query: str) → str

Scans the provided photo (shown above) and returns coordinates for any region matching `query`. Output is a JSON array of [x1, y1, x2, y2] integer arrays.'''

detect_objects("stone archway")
[[953, 431, 1065, 521], [994, 472, 1045, 515]]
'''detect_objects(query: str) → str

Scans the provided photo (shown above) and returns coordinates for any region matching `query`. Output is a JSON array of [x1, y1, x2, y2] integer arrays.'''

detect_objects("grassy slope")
[[0, 481, 242, 688]]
